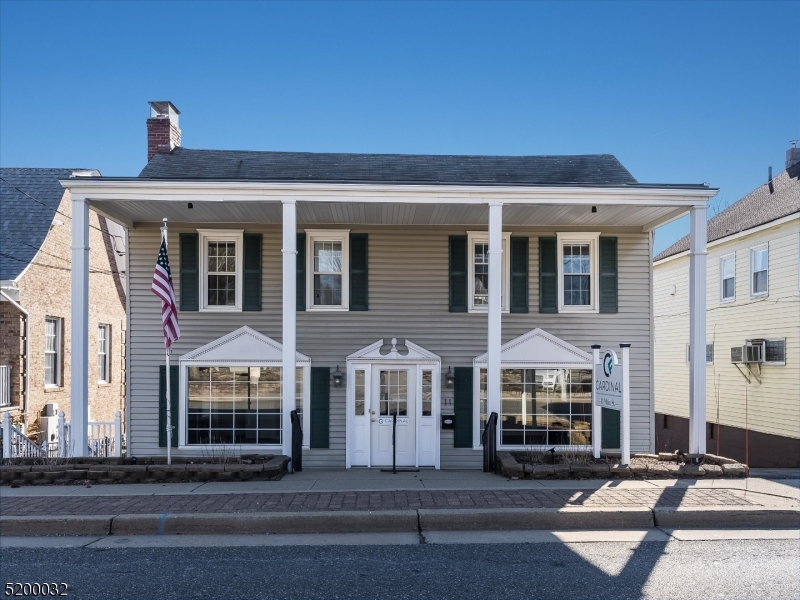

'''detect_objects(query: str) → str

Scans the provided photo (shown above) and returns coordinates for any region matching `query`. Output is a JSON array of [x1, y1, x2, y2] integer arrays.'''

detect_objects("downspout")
[[1, 290, 29, 430]]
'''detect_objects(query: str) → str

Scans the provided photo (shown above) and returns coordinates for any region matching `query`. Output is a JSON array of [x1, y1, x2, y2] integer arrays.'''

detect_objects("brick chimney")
[[786, 140, 800, 170], [147, 101, 181, 161]]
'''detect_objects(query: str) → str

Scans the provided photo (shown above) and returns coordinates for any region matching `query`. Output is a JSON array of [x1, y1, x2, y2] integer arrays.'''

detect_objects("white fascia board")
[[653, 212, 800, 267], [60, 179, 718, 207]]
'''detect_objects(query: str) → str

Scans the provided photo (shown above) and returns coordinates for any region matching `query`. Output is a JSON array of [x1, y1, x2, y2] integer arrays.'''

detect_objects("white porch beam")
[[281, 200, 297, 466], [70, 195, 90, 457], [641, 207, 690, 232], [487, 203, 503, 434], [688, 205, 708, 455]]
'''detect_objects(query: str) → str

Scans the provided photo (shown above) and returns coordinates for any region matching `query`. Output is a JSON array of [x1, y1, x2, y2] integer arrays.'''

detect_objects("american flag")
[[151, 236, 180, 350]]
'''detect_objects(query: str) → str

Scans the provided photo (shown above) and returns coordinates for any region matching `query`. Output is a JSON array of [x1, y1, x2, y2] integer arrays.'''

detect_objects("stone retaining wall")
[[0, 455, 290, 486]]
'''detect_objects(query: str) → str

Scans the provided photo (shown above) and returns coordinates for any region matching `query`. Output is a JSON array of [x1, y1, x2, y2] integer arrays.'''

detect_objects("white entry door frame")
[[346, 338, 440, 469]]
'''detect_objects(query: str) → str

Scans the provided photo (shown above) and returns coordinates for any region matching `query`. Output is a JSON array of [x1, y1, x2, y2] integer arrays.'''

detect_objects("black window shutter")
[[538, 237, 557, 313], [179, 233, 199, 311], [449, 236, 468, 312], [510, 236, 529, 313], [159, 365, 179, 448], [242, 233, 262, 311], [296, 233, 306, 311], [599, 237, 618, 313], [349, 233, 368, 311], [310, 367, 330, 448], [453, 367, 473, 448], [601, 407, 620, 449]]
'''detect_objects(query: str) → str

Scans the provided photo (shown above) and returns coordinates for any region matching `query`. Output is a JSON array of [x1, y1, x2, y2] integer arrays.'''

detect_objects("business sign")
[[594, 349, 623, 411], [377, 417, 410, 426]]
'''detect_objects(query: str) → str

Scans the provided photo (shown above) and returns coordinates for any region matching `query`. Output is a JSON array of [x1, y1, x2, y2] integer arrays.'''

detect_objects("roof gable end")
[[474, 328, 592, 366], [180, 326, 310, 364]]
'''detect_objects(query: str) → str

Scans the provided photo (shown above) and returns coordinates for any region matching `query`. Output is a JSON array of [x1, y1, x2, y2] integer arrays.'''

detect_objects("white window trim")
[[557, 232, 600, 313], [97, 324, 110, 384], [306, 229, 350, 311], [198, 229, 244, 312], [749, 242, 768, 298], [44, 316, 62, 388], [178, 362, 310, 450], [719, 253, 735, 303], [685, 343, 714, 365], [466, 231, 511, 313]]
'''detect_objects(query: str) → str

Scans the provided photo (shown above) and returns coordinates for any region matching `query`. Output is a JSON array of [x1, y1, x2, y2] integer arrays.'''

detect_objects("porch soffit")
[[474, 328, 592, 367], [347, 338, 441, 363], [90, 198, 685, 230], [180, 325, 311, 364]]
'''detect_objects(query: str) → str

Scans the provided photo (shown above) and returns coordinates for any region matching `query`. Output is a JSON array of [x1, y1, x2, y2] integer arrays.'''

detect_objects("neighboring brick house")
[[0, 168, 127, 443]]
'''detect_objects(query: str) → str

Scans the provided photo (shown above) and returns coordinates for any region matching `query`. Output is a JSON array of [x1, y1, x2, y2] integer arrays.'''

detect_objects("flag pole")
[[162, 218, 172, 466]]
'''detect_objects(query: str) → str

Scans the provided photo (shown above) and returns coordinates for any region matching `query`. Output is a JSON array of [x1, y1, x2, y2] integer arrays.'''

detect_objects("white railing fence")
[[2, 410, 122, 459], [0, 365, 11, 407]]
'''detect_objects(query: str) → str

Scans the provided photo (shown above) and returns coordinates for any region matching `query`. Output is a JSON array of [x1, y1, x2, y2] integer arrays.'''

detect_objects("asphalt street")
[[1, 536, 798, 600]]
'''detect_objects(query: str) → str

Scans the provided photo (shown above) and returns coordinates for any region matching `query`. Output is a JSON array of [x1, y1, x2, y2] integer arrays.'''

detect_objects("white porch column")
[[688, 205, 708, 455], [70, 195, 89, 457], [487, 203, 503, 434], [281, 200, 297, 465]]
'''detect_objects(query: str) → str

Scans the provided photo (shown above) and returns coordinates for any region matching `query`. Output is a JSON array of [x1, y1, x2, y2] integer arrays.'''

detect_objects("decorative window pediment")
[[347, 338, 440, 364], [180, 326, 311, 365], [474, 328, 591, 367]]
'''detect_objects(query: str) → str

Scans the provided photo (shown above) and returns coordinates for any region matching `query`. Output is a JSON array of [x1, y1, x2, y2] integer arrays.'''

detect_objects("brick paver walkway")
[[0, 488, 763, 517]]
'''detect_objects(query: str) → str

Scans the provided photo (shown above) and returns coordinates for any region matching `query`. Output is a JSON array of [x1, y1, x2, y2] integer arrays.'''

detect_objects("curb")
[[419, 507, 655, 530], [653, 506, 800, 529], [0, 515, 113, 537]]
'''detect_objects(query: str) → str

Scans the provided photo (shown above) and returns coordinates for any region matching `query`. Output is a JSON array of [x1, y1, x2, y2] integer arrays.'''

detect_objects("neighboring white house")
[[59, 101, 717, 468], [653, 145, 800, 467]]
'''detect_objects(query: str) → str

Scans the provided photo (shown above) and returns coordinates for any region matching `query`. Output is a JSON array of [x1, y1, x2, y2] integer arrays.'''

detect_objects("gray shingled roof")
[[0, 168, 77, 280], [138, 147, 639, 186], [655, 162, 800, 261]]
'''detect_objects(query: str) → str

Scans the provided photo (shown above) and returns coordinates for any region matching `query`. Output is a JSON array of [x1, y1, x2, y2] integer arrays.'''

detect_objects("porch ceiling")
[[90, 199, 685, 231]]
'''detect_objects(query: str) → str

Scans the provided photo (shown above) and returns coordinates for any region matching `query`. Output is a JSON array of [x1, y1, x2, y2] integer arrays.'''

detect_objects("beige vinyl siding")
[[654, 218, 800, 440], [128, 226, 654, 465]]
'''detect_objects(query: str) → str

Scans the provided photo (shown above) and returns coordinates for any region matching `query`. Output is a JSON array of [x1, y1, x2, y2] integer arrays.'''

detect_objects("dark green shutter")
[[538, 237, 557, 313], [510, 236, 529, 313], [601, 407, 621, 449], [296, 233, 306, 311], [243, 233, 262, 311], [449, 236, 468, 312], [599, 237, 618, 313], [310, 367, 330, 448], [179, 233, 199, 311], [159, 365, 179, 448], [349, 233, 368, 311], [453, 367, 473, 448]]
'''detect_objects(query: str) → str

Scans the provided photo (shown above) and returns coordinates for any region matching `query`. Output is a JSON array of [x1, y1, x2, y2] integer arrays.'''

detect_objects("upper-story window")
[[199, 230, 243, 311], [44, 317, 62, 387], [750, 244, 768, 297], [306, 230, 349, 310], [97, 324, 110, 384], [557, 232, 599, 312], [467, 231, 510, 312], [720, 254, 735, 302]]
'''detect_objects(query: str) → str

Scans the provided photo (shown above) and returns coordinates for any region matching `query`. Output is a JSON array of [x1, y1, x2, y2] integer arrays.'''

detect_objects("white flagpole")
[[162, 218, 172, 466]]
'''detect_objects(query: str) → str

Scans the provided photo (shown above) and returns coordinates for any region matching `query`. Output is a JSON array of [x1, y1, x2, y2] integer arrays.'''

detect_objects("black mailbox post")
[[290, 409, 302, 472]]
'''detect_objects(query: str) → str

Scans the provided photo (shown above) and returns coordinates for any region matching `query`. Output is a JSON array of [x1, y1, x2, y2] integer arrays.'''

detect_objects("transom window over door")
[[198, 230, 243, 311], [556, 232, 599, 312], [467, 231, 510, 312], [306, 230, 349, 310]]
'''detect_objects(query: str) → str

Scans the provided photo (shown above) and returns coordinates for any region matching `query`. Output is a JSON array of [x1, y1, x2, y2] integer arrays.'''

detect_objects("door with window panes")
[[370, 369, 416, 466]]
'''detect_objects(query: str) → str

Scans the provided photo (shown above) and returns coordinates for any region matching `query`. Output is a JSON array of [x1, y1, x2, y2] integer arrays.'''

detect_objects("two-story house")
[[0, 168, 127, 446], [654, 146, 800, 468], [59, 101, 717, 468]]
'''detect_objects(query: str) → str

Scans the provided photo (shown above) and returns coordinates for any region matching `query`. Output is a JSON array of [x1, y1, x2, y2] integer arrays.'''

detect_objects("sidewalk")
[[2, 469, 797, 535]]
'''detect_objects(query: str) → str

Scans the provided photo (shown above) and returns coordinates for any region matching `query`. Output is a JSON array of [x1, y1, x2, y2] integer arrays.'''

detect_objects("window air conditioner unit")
[[731, 343, 763, 364]]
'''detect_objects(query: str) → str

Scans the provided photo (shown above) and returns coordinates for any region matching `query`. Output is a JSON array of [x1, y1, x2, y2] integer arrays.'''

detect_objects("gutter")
[[0, 290, 29, 430]]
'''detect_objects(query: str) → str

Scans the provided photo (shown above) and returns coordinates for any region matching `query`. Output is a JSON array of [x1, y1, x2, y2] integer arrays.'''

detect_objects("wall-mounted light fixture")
[[591, 206, 597, 213], [445, 366, 454, 388], [332, 366, 343, 387], [188, 202, 194, 209]]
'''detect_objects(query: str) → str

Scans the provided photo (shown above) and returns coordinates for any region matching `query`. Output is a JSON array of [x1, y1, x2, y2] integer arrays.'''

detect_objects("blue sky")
[[1, 1, 797, 254]]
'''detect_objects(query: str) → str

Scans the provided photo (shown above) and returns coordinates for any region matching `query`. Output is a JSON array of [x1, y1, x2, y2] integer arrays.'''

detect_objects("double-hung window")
[[44, 317, 61, 387], [557, 232, 599, 312], [467, 231, 510, 312], [750, 244, 768, 297], [720, 254, 735, 301], [306, 230, 349, 310], [97, 324, 110, 384], [199, 230, 243, 311]]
